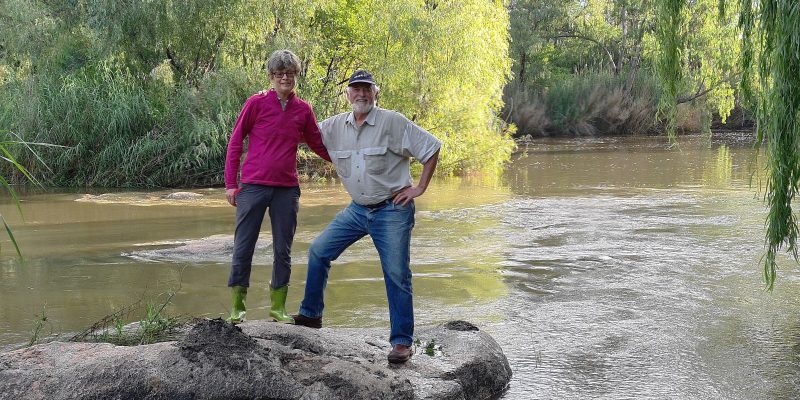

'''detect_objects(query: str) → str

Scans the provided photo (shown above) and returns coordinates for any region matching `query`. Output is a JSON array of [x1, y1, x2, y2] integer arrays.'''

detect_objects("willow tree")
[[293, 0, 515, 174], [657, 0, 800, 289]]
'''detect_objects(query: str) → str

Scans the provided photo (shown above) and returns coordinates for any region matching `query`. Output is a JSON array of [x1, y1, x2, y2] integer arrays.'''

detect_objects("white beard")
[[351, 102, 374, 114]]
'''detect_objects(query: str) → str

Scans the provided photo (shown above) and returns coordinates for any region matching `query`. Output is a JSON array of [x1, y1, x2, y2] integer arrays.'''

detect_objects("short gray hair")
[[266, 50, 301, 74]]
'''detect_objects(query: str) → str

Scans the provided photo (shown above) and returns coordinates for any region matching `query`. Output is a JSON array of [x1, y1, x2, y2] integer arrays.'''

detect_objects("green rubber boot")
[[269, 285, 294, 324], [228, 286, 247, 324]]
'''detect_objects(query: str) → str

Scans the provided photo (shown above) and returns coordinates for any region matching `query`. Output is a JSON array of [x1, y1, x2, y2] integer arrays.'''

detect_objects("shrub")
[[509, 71, 661, 137]]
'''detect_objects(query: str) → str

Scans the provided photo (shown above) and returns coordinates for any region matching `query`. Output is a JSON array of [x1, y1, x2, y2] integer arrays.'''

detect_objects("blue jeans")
[[299, 200, 415, 346]]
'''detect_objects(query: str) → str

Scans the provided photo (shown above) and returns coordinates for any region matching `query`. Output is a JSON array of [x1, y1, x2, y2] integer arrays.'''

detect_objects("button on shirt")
[[320, 106, 442, 205]]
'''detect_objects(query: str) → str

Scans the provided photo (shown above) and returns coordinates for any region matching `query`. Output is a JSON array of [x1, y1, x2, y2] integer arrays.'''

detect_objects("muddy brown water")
[[1, 134, 799, 399]]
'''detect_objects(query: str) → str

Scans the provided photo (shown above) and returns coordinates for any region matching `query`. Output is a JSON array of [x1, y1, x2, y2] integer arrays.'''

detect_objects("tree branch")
[[676, 72, 740, 104], [676, 85, 713, 104], [549, 33, 617, 73]]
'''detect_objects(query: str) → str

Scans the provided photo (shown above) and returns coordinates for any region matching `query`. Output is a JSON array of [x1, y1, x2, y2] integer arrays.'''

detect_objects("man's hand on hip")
[[391, 150, 439, 207], [392, 186, 424, 206]]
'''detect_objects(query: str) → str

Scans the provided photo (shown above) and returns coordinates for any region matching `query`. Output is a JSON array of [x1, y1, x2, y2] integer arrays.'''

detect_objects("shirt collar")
[[269, 88, 296, 102], [346, 105, 379, 127]]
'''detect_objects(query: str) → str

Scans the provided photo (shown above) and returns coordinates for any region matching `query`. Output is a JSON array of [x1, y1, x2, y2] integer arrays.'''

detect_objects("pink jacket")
[[224, 90, 330, 189]]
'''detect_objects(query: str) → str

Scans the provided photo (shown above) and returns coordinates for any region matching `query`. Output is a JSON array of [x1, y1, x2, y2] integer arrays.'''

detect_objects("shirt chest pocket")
[[363, 146, 387, 175], [331, 151, 352, 178]]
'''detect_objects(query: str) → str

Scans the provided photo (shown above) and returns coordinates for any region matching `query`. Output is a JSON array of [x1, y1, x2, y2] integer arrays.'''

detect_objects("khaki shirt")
[[320, 106, 441, 205]]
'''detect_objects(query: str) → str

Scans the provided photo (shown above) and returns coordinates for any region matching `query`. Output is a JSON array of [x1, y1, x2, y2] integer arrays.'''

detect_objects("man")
[[294, 69, 441, 364], [224, 50, 330, 325]]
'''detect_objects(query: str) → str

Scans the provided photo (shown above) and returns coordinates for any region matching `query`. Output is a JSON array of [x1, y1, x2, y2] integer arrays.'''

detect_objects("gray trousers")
[[227, 184, 300, 289]]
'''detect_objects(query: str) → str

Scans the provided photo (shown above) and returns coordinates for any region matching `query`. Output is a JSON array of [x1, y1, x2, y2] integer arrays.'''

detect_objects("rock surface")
[[0, 319, 511, 400]]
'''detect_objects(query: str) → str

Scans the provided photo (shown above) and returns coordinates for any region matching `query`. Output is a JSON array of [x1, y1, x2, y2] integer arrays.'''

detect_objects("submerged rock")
[[122, 234, 248, 263], [0, 319, 511, 400], [75, 191, 228, 207], [161, 191, 204, 200]]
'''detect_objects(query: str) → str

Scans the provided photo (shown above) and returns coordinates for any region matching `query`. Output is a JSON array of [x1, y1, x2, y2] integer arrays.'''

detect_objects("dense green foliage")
[[656, 0, 799, 289], [0, 0, 513, 186], [506, 0, 743, 137]]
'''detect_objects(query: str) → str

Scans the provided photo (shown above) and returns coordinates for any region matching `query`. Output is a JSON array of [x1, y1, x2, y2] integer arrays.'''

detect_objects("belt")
[[363, 199, 392, 209]]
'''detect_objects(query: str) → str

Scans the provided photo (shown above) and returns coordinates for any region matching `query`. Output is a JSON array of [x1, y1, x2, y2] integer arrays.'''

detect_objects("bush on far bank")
[[506, 71, 753, 138]]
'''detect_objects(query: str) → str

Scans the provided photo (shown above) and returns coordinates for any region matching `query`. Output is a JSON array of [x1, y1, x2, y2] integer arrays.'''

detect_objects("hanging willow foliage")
[[659, 0, 800, 289], [655, 0, 687, 140], [753, 1, 800, 290]]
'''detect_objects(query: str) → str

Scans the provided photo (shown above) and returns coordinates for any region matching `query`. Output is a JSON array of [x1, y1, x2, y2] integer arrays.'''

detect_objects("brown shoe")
[[292, 314, 322, 329], [387, 344, 413, 364]]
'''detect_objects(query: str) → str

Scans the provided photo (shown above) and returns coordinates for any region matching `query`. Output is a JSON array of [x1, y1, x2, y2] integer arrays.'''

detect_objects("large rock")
[[0, 319, 511, 400]]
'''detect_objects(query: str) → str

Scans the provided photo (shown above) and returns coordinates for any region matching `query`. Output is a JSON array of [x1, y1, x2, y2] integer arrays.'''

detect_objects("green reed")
[[514, 71, 661, 137], [0, 64, 254, 187], [71, 291, 185, 346]]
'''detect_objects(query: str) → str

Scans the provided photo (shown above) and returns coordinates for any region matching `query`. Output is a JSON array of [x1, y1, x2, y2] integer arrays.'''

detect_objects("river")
[[1, 134, 798, 399]]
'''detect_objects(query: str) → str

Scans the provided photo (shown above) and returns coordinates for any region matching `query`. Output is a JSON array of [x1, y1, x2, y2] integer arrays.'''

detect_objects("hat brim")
[[348, 79, 376, 86]]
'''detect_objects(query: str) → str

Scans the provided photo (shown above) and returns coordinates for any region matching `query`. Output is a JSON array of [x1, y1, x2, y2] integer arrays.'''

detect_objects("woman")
[[224, 49, 330, 324]]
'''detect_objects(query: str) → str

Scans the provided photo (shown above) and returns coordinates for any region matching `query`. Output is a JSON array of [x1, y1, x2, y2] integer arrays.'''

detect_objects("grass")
[[0, 130, 56, 259], [138, 296, 183, 345], [510, 71, 662, 137], [27, 305, 51, 347], [69, 292, 186, 346], [69, 271, 188, 347], [0, 64, 255, 187], [413, 337, 443, 357]]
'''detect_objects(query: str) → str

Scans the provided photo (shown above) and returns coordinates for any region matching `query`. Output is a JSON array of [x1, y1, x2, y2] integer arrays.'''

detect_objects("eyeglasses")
[[271, 71, 297, 79]]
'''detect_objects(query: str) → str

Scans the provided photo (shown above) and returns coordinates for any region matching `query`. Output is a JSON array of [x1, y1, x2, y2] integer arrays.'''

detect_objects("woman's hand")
[[226, 188, 240, 206]]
